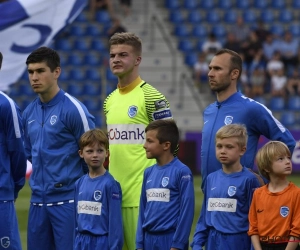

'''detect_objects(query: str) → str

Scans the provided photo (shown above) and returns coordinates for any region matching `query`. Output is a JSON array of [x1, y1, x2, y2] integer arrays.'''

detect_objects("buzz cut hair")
[[256, 141, 291, 181], [215, 124, 248, 149], [109, 32, 142, 56], [79, 128, 109, 151]]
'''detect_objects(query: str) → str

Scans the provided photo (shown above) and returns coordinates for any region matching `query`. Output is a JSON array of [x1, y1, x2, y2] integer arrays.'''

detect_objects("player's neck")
[[268, 176, 289, 192], [88, 166, 106, 178], [118, 72, 139, 88], [156, 154, 174, 167], [222, 162, 242, 174], [216, 85, 237, 102]]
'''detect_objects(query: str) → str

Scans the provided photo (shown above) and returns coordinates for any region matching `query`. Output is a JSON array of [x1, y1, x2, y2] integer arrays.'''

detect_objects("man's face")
[[109, 44, 140, 78], [208, 53, 232, 93]]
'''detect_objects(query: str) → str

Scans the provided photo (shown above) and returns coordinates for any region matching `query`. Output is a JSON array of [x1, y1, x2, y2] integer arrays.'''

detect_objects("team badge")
[[128, 106, 138, 118], [154, 100, 167, 110], [162, 177, 169, 187], [224, 116, 233, 125], [280, 206, 289, 217], [1, 237, 10, 248], [50, 115, 58, 125], [227, 186, 236, 196], [94, 190, 102, 201]]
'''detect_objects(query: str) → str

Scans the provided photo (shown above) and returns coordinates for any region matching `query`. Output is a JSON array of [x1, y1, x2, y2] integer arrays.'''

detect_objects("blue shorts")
[[74, 233, 108, 250], [27, 202, 75, 250], [207, 228, 251, 250], [0, 201, 21, 250]]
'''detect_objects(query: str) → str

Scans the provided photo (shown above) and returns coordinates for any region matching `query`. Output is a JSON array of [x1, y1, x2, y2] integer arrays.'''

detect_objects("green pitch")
[[16, 175, 300, 250]]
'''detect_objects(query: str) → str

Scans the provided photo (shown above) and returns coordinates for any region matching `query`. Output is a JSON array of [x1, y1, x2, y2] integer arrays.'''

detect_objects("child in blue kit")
[[191, 124, 261, 250], [136, 119, 195, 250], [74, 129, 123, 250]]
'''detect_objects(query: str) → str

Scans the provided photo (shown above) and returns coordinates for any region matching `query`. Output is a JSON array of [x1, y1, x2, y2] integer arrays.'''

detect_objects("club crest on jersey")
[[128, 106, 138, 118], [280, 206, 289, 217], [154, 100, 167, 110], [224, 116, 233, 125], [228, 186, 236, 196], [1, 237, 10, 248], [50, 115, 58, 125], [94, 190, 102, 201], [161, 177, 169, 187]]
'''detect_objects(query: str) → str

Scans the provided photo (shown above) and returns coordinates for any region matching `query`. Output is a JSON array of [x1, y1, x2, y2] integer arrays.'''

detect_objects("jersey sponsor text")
[[207, 198, 237, 212], [107, 124, 145, 144], [78, 201, 102, 215], [146, 188, 170, 202]]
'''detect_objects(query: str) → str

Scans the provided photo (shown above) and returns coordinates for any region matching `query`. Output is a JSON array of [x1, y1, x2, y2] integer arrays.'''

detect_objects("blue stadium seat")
[[84, 53, 102, 66], [206, 10, 221, 23], [200, 0, 215, 9], [91, 39, 107, 52], [86, 69, 102, 81], [187, 10, 202, 23], [68, 54, 83, 66], [169, 10, 185, 24], [289, 24, 300, 37], [237, 0, 251, 9], [195, 40, 204, 51], [192, 25, 208, 38], [287, 96, 300, 110], [95, 11, 111, 23], [292, 0, 300, 8], [82, 82, 102, 96], [280, 111, 297, 128], [59, 70, 70, 81], [223, 10, 238, 24], [69, 69, 86, 81], [217, 0, 234, 9], [271, 0, 285, 8], [106, 68, 118, 83], [73, 39, 90, 51], [270, 24, 285, 37], [253, 96, 267, 106], [74, 12, 88, 23], [243, 10, 257, 23], [212, 24, 227, 38], [178, 39, 194, 52], [85, 24, 103, 36], [165, 0, 180, 9], [185, 53, 197, 67], [260, 10, 275, 23], [279, 10, 293, 23], [70, 25, 86, 36], [94, 114, 102, 127], [253, 0, 269, 9], [269, 97, 285, 111], [55, 39, 72, 51], [19, 83, 35, 97], [174, 24, 190, 37], [183, 0, 199, 9], [82, 98, 102, 112], [67, 83, 83, 96]]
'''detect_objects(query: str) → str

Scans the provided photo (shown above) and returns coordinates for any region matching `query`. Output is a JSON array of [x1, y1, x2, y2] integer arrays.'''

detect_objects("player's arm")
[[172, 170, 194, 249], [285, 237, 300, 250], [250, 235, 262, 250]]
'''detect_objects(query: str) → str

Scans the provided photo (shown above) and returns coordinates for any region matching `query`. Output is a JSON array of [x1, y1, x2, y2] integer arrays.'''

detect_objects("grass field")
[[16, 175, 300, 250]]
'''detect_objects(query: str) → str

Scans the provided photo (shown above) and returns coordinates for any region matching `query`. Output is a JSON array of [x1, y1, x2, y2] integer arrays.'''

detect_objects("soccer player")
[[201, 48, 296, 190], [74, 129, 123, 250], [22, 47, 95, 250], [248, 141, 300, 250], [136, 119, 194, 250], [191, 124, 261, 250], [0, 52, 27, 250], [103, 32, 174, 250]]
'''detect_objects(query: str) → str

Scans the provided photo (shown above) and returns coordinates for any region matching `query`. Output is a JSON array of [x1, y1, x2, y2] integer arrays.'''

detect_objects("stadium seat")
[[59, 70, 70, 81], [271, 0, 285, 8], [84, 53, 102, 66], [185, 53, 197, 67], [223, 10, 238, 24], [279, 10, 293, 23], [165, 0, 180, 9], [195, 40, 204, 51], [67, 83, 83, 96], [183, 0, 199, 9], [174, 24, 190, 37], [206, 10, 221, 23], [70, 25, 86, 36], [178, 39, 194, 52], [19, 83, 35, 97], [73, 39, 90, 51], [253, 0, 269, 9], [69, 69, 86, 81], [289, 24, 300, 37], [82, 82, 102, 96], [106, 68, 118, 83], [237, 0, 251, 9], [74, 12, 88, 23], [269, 97, 285, 111], [287, 96, 300, 110], [85, 24, 103, 36], [82, 98, 101, 112], [192, 25, 208, 38], [292, 0, 300, 8], [212, 24, 227, 38], [200, 0, 215, 9], [169, 10, 185, 24], [187, 10, 203, 24], [270, 24, 285, 37], [253, 96, 267, 106], [95, 11, 111, 23], [91, 39, 107, 52], [280, 111, 297, 128], [94, 114, 102, 127], [68, 54, 83, 66], [260, 10, 275, 23], [86, 69, 102, 81], [243, 10, 257, 23], [55, 39, 72, 51], [217, 0, 233, 9]]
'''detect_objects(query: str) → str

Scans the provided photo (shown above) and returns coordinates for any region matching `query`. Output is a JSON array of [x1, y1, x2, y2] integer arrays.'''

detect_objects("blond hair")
[[109, 32, 142, 56], [256, 141, 291, 180], [215, 124, 248, 148]]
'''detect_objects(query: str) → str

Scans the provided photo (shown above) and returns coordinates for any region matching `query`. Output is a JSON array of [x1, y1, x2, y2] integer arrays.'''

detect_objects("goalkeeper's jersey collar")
[[118, 76, 143, 94]]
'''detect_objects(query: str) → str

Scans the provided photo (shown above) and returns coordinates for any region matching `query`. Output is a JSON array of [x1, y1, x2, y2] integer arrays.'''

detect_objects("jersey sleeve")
[[248, 189, 259, 236]]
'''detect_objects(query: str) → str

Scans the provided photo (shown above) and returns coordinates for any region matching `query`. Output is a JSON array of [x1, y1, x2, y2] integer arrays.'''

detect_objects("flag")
[[0, 0, 87, 91]]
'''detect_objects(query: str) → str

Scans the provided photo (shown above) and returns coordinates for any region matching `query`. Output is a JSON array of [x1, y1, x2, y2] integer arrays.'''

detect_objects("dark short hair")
[[215, 48, 242, 79], [79, 128, 109, 151], [145, 119, 179, 154], [26, 46, 60, 72]]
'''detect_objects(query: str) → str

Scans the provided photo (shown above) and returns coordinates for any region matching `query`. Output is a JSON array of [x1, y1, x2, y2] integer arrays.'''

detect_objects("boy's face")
[[143, 129, 165, 159], [270, 155, 292, 177], [79, 143, 108, 171], [215, 137, 246, 166]]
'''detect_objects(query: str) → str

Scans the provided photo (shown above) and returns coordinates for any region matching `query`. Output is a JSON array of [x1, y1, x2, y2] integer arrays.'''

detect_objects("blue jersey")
[[0, 91, 26, 200], [136, 157, 195, 250], [191, 167, 261, 248], [22, 89, 95, 203], [74, 171, 123, 249], [201, 92, 296, 189]]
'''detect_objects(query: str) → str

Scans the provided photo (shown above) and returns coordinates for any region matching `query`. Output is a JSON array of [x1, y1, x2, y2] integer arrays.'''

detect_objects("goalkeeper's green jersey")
[[103, 77, 173, 207]]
